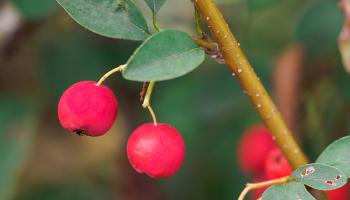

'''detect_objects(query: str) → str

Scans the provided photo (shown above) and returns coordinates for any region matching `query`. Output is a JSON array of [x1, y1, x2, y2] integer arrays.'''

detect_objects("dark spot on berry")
[[74, 129, 87, 136], [274, 154, 282, 163], [335, 175, 341, 180]]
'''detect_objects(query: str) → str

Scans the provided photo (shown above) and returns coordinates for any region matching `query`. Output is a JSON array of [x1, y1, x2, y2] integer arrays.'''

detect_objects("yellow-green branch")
[[193, 0, 308, 168]]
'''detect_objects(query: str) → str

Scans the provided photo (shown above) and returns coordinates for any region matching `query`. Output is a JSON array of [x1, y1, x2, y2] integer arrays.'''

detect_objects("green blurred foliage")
[[1, 0, 349, 199], [0, 97, 39, 200], [295, 0, 343, 57], [40, 31, 140, 102], [215, 0, 283, 10], [11, 0, 57, 20]]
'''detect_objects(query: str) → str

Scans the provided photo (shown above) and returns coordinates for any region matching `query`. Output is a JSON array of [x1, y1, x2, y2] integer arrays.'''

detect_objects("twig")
[[193, 0, 309, 168]]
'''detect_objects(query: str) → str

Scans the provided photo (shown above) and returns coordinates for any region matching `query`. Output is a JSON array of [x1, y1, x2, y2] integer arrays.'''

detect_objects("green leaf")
[[292, 163, 347, 191], [316, 136, 350, 178], [262, 182, 315, 200], [56, 0, 149, 41], [12, 0, 57, 20], [144, 0, 166, 13], [122, 29, 205, 81]]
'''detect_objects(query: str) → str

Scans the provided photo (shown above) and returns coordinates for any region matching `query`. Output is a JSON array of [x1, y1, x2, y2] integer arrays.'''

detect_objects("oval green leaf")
[[56, 0, 149, 41], [262, 182, 315, 200], [122, 29, 205, 81], [316, 136, 350, 178], [144, 0, 166, 13], [292, 163, 347, 191]]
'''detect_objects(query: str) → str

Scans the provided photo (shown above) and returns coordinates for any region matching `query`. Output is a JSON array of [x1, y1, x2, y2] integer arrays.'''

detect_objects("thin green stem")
[[147, 105, 158, 126], [142, 81, 158, 125], [142, 81, 155, 108], [152, 10, 161, 32], [238, 176, 294, 200], [194, 5, 204, 36], [96, 64, 125, 86], [192, 35, 217, 50]]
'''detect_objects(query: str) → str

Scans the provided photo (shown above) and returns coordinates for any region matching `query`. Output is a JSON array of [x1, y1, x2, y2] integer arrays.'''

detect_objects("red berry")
[[326, 182, 350, 200], [237, 124, 276, 175], [127, 123, 185, 179], [58, 81, 118, 137], [264, 148, 292, 179]]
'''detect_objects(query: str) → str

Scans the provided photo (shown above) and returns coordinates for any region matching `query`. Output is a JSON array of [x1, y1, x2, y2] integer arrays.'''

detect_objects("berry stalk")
[[238, 176, 293, 200], [96, 64, 125, 86], [192, 0, 308, 169], [142, 81, 158, 126]]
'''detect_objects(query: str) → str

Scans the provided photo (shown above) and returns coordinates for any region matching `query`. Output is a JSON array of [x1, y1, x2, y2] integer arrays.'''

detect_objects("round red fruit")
[[264, 148, 292, 179], [127, 123, 185, 179], [237, 124, 276, 175], [326, 182, 350, 200], [58, 81, 118, 137]]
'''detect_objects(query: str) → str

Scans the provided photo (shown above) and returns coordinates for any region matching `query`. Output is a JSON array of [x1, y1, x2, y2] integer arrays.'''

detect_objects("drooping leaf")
[[292, 163, 347, 191], [144, 0, 166, 13], [56, 0, 149, 41], [262, 182, 315, 200], [317, 136, 350, 177], [122, 29, 205, 81], [12, 0, 57, 20]]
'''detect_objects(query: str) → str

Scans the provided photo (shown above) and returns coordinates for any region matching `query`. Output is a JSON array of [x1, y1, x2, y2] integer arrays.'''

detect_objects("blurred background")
[[0, 0, 349, 199]]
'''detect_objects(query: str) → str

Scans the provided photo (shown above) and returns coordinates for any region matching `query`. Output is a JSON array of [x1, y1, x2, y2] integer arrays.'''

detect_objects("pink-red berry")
[[264, 148, 292, 179], [58, 81, 118, 137], [237, 124, 276, 175], [326, 182, 350, 200], [127, 123, 185, 179]]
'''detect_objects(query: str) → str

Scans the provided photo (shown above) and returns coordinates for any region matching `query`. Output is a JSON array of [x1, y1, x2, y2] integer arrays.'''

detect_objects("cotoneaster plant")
[[54, 0, 350, 198]]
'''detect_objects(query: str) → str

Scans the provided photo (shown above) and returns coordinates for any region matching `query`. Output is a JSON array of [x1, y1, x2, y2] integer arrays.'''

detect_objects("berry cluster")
[[237, 124, 292, 198], [237, 124, 350, 199], [58, 80, 185, 179]]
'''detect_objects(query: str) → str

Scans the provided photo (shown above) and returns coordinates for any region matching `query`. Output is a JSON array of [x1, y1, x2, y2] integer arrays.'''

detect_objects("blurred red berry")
[[326, 182, 350, 200], [237, 124, 276, 175], [264, 148, 292, 179]]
